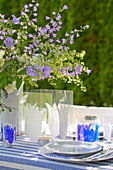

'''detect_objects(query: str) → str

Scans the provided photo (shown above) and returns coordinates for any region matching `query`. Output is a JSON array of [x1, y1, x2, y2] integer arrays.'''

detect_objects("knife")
[[83, 148, 113, 161]]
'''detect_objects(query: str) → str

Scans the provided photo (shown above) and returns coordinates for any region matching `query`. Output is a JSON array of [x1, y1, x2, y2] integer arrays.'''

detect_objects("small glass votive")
[[77, 123, 99, 142], [1, 123, 16, 147], [38, 136, 51, 146]]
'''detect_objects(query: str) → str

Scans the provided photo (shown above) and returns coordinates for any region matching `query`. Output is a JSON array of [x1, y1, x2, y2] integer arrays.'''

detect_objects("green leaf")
[[29, 80, 38, 87], [16, 77, 22, 90], [0, 72, 6, 90], [3, 62, 12, 68], [0, 72, 5, 78], [18, 67, 26, 75]]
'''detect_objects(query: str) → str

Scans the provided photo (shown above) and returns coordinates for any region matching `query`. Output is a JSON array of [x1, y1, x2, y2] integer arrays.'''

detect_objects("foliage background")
[[0, 0, 113, 106]]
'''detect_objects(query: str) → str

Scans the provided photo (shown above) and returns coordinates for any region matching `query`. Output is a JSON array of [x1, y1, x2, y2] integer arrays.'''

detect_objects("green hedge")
[[1, 0, 113, 106]]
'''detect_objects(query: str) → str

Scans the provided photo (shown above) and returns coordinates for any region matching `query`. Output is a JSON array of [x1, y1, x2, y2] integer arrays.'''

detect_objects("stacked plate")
[[38, 140, 113, 163]]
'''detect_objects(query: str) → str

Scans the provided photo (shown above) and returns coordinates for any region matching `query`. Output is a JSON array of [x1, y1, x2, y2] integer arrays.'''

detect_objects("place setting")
[[38, 120, 113, 164], [38, 140, 113, 163]]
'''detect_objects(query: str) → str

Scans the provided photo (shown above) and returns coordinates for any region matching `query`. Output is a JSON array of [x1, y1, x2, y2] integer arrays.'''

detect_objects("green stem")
[[0, 101, 17, 112]]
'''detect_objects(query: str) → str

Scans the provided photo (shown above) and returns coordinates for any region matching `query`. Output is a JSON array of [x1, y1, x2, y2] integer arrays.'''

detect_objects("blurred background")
[[1, 0, 113, 107]]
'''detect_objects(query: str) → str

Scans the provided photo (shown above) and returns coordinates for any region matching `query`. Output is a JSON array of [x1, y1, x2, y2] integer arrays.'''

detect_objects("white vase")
[[45, 103, 59, 137], [58, 104, 69, 139], [24, 104, 46, 141]]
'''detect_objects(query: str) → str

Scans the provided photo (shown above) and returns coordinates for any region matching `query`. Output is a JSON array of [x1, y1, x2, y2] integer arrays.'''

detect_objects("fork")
[[83, 148, 113, 161]]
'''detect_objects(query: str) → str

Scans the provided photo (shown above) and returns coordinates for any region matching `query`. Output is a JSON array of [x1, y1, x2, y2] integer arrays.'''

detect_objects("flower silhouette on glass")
[[77, 124, 99, 142], [4, 125, 14, 144]]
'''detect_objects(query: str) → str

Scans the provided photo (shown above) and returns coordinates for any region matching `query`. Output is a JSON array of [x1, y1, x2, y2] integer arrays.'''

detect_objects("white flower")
[[5, 81, 16, 93], [19, 53, 27, 63], [0, 50, 5, 66]]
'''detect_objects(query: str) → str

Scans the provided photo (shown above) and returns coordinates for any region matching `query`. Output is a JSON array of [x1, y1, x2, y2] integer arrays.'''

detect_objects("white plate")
[[44, 141, 102, 155], [38, 147, 113, 163]]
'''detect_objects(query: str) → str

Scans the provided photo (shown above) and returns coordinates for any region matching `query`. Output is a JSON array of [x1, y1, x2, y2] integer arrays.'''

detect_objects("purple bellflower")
[[26, 66, 38, 77], [41, 65, 51, 79], [86, 69, 92, 75], [56, 14, 61, 20], [4, 36, 13, 48], [12, 15, 20, 24], [75, 64, 83, 75], [63, 5, 68, 10]]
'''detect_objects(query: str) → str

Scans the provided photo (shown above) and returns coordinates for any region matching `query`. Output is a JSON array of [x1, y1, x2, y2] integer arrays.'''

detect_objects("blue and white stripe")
[[0, 136, 113, 170]]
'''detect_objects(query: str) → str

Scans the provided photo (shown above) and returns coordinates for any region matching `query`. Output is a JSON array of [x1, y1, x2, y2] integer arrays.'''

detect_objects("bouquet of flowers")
[[0, 0, 91, 110]]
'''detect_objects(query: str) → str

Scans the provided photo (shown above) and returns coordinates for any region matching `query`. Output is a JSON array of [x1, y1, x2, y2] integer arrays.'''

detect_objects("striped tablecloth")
[[0, 136, 113, 170]]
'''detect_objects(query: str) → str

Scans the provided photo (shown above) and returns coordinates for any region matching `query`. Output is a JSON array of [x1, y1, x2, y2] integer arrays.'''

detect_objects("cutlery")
[[83, 148, 113, 161]]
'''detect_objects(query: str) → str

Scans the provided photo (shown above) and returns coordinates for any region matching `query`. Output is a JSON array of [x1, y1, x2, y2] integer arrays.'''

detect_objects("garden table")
[[0, 136, 113, 170]]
